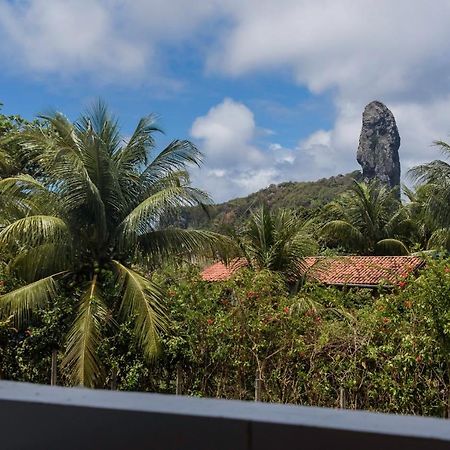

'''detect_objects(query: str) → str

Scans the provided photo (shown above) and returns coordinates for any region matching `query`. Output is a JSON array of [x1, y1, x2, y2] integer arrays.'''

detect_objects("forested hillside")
[[176, 171, 362, 230]]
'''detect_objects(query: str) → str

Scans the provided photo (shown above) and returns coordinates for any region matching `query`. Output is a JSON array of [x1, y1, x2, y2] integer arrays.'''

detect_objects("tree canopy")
[[321, 180, 410, 255], [0, 102, 226, 386]]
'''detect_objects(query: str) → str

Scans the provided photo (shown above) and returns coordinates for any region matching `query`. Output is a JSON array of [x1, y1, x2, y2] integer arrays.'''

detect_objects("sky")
[[1, 0, 449, 203]]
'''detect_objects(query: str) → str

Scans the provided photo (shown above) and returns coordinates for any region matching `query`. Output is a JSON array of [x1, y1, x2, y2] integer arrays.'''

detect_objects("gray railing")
[[0, 380, 449, 449]]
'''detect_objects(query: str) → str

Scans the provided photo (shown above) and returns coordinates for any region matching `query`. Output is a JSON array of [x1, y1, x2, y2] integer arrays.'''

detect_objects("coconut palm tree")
[[0, 106, 35, 178], [238, 205, 317, 279], [321, 180, 410, 255], [402, 184, 450, 251], [0, 102, 226, 387], [409, 140, 450, 251]]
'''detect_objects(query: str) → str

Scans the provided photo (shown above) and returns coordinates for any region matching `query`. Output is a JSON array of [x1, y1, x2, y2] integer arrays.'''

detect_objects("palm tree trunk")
[[176, 364, 182, 395], [255, 369, 262, 402], [50, 350, 58, 386]]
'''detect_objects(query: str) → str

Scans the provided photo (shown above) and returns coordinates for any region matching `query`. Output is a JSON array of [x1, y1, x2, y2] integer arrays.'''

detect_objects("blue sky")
[[1, 1, 449, 202]]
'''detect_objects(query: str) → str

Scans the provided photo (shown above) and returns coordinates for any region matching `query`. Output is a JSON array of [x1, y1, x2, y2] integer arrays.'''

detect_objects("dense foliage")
[[408, 140, 450, 251], [236, 205, 317, 279], [2, 259, 450, 417], [1, 101, 450, 420], [0, 103, 225, 387], [174, 171, 361, 230], [321, 180, 410, 255]]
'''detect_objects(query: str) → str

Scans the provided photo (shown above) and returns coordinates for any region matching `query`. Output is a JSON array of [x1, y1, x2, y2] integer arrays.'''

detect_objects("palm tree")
[[409, 140, 450, 251], [0, 106, 34, 178], [238, 205, 317, 279], [0, 102, 225, 387], [402, 184, 450, 251], [321, 180, 410, 255], [0, 111, 35, 229]]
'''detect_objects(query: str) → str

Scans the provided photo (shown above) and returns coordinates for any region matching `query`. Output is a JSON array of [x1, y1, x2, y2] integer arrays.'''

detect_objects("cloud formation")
[[200, 0, 450, 199], [190, 98, 277, 201], [1, 1, 450, 201], [190, 98, 358, 202], [0, 0, 144, 79], [214, 1, 450, 101], [0, 0, 219, 82]]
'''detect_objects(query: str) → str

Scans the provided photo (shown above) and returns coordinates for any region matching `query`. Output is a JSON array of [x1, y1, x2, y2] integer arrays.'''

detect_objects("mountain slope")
[[177, 171, 362, 230]]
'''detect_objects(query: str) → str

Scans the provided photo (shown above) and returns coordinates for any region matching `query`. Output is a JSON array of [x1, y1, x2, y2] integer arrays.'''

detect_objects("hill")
[[175, 170, 362, 230]]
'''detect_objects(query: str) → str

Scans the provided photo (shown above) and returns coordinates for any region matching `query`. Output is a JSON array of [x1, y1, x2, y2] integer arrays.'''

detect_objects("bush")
[[1, 258, 450, 417]]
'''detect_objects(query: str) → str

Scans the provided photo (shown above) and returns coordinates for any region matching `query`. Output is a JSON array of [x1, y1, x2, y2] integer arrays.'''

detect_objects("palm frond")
[[136, 228, 235, 266], [321, 220, 366, 251], [375, 239, 409, 256], [20, 120, 108, 232], [118, 182, 211, 246], [77, 100, 122, 156], [402, 184, 416, 203], [114, 114, 161, 169], [0, 147, 13, 174], [0, 174, 48, 196], [241, 206, 317, 275], [433, 140, 450, 158], [0, 175, 60, 217], [408, 160, 450, 185], [76, 112, 125, 225], [139, 140, 203, 186], [9, 243, 73, 282], [0, 215, 69, 250], [427, 228, 450, 251], [0, 273, 62, 325], [112, 260, 168, 360], [62, 275, 107, 387]]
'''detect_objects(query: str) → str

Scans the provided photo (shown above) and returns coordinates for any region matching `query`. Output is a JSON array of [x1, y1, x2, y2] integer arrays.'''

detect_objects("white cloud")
[[190, 98, 362, 202], [0, 0, 144, 79], [391, 98, 450, 174], [191, 98, 265, 168], [190, 98, 273, 201], [0, 0, 220, 83], [213, 1, 450, 100], [2, 1, 450, 200], [201, 1, 450, 197]]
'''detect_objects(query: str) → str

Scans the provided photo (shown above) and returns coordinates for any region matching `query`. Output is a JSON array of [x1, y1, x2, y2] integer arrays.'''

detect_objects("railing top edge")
[[1, 380, 449, 441]]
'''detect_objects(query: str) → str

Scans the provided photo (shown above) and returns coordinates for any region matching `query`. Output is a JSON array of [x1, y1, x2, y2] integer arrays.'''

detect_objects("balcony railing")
[[0, 380, 449, 449]]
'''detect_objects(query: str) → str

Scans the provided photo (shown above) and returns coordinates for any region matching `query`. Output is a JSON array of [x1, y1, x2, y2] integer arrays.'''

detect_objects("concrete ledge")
[[0, 380, 449, 449]]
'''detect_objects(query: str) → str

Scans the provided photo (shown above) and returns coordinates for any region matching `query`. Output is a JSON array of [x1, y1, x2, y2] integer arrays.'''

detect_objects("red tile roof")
[[201, 258, 249, 282], [302, 256, 425, 287], [201, 256, 425, 286]]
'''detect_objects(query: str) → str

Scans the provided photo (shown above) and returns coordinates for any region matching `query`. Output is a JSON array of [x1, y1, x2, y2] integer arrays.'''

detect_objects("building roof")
[[200, 256, 425, 287], [302, 256, 425, 287], [200, 258, 249, 282]]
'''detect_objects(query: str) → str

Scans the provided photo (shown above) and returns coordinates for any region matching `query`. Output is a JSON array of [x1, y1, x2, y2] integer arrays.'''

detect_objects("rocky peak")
[[356, 101, 400, 194]]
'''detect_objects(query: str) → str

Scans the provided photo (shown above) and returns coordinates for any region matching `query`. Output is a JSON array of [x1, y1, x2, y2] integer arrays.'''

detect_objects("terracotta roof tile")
[[302, 256, 425, 286], [201, 256, 425, 286], [201, 258, 248, 282]]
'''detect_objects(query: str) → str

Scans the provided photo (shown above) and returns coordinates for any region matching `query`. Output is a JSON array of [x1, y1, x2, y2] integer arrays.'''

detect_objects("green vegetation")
[[321, 180, 410, 255], [0, 102, 225, 387], [408, 140, 450, 250], [237, 205, 317, 279], [174, 171, 361, 230], [2, 260, 450, 417], [1, 101, 450, 419]]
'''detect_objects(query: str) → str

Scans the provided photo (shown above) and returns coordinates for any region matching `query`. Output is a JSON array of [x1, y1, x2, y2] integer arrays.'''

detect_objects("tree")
[[238, 205, 317, 280], [0, 102, 225, 387], [409, 140, 450, 251], [0, 103, 36, 178], [402, 184, 450, 251], [321, 180, 410, 255]]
